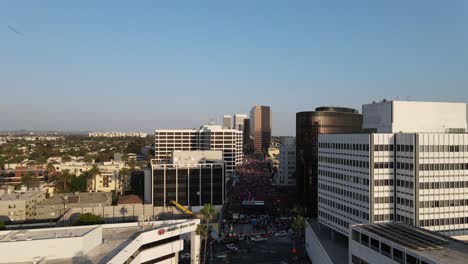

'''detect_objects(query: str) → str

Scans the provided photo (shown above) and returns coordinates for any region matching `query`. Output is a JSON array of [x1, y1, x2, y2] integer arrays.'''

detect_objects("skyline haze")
[[1, 1, 467, 136]]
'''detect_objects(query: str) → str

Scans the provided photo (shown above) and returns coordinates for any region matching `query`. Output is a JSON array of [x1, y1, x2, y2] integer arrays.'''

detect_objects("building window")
[[393, 248, 404, 264], [370, 237, 380, 252], [381, 242, 391, 258]]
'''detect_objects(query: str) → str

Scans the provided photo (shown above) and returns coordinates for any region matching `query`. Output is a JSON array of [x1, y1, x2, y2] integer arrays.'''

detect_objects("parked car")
[[180, 253, 190, 259], [226, 243, 238, 251], [250, 235, 267, 242], [274, 231, 288, 237], [238, 235, 246, 241]]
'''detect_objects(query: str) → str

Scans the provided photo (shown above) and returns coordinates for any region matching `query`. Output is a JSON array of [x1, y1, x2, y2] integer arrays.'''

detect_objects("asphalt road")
[[210, 235, 309, 264]]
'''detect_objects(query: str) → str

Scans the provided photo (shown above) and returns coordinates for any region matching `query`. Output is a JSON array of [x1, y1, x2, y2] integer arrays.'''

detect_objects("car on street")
[[238, 235, 246, 241], [274, 231, 288, 237], [180, 253, 190, 260], [250, 235, 267, 242], [226, 243, 238, 251]]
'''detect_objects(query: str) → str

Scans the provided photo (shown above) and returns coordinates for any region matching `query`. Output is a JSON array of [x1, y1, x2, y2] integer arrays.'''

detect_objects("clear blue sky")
[[1, 1, 467, 136]]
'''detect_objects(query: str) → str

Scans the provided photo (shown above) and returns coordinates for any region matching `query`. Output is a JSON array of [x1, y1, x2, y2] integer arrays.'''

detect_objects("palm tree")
[[199, 203, 216, 264], [58, 169, 72, 191], [292, 215, 305, 235], [118, 168, 130, 194], [87, 164, 101, 192], [195, 224, 207, 263], [46, 162, 55, 172]]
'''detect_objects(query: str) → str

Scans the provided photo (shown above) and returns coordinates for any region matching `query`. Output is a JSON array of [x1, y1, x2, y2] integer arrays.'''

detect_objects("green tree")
[[195, 224, 207, 263], [70, 175, 87, 192], [62, 155, 72, 162], [73, 213, 104, 226], [119, 168, 130, 194], [57, 169, 73, 192], [199, 203, 216, 264], [46, 162, 55, 172], [87, 164, 101, 192], [21, 172, 38, 189], [292, 215, 305, 234], [83, 154, 93, 164]]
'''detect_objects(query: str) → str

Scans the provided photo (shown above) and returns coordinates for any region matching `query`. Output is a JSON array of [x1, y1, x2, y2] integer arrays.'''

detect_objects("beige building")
[[250, 105, 272, 153], [35, 192, 112, 220], [0, 190, 45, 222]]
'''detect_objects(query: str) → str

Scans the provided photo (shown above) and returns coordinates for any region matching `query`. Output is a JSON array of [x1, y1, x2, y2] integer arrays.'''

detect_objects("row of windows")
[[396, 197, 414, 208], [319, 142, 370, 151], [319, 183, 370, 203], [396, 214, 414, 225], [419, 181, 468, 189], [396, 179, 414, 189], [319, 197, 370, 220], [374, 214, 394, 221], [419, 163, 468, 171], [351, 255, 369, 264], [374, 162, 394, 169], [374, 179, 393, 186], [351, 230, 426, 264], [419, 145, 468, 153], [319, 210, 350, 230], [319, 156, 370, 168], [419, 199, 468, 208], [374, 196, 394, 204], [420, 217, 468, 227], [320, 169, 370, 186]]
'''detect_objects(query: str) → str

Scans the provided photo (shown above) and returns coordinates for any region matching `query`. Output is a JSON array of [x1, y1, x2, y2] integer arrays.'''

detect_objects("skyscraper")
[[233, 114, 248, 131], [250, 105, 272, 154], [318, 100, 468, 237], [154, 125, 243, 176], [296, 107, 362, 217], [223, 115, 232, 129]]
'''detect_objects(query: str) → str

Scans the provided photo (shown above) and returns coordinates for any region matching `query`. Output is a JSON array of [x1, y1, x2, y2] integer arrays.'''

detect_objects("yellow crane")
[[169, 200, 194, 216]]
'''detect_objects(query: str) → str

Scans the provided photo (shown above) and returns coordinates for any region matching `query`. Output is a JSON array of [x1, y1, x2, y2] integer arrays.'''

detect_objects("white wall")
[[305, 221, 333, 264], [363, 101, 467, 133], [0, 226, 102, 263]]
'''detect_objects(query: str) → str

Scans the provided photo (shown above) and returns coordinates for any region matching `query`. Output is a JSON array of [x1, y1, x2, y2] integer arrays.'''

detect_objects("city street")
[[211, 235, 307, 264]]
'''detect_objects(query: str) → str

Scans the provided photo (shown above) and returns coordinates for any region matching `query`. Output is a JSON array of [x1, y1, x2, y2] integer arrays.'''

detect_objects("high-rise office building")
[[275, 137, 296, 186], [154, 125, 243, 176], [150, 151, 225, 207], [223, 115, 233, 129], [233, 114, 248, 131], [296, 107, 362, 217], [250, 105, 272, 154], [318, 100, 468, 237]]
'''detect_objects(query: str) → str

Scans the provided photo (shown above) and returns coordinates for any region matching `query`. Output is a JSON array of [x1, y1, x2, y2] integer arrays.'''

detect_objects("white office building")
[[318, 100, 468, 237], [275, 137, 296, 186], [233, 114, 248, 131], [223, 115, 233, 129], [155, 125, 243, 176], [350, 222, 468, 264], [0, 219, 201, 264]]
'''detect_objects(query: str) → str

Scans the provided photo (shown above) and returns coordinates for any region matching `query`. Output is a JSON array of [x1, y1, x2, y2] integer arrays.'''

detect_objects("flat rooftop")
[[0, 191, 42, 201], [353, 222, 468, 264], [38, 192, 111, 205], [307, 219, 348, 264], [0, 226, 97, 242], [6, 220, 192, 264]]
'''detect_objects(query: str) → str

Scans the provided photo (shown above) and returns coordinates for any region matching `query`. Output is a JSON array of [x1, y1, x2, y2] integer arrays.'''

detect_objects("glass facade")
[[296, 107, 362, 217], [153, 164, 225, 207]]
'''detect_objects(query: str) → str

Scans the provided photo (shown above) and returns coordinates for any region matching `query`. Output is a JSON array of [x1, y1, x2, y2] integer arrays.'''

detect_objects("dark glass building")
[[296, 107, 362, 217], [152, 162, 225, 207]]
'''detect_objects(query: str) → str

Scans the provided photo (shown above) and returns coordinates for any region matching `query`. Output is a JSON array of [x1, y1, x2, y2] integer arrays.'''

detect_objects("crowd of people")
[[224, 159, 278, 217]]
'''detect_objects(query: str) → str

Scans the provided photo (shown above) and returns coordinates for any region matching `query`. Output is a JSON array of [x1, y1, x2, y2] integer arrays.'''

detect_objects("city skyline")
[[2, 1, 467, 136]]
